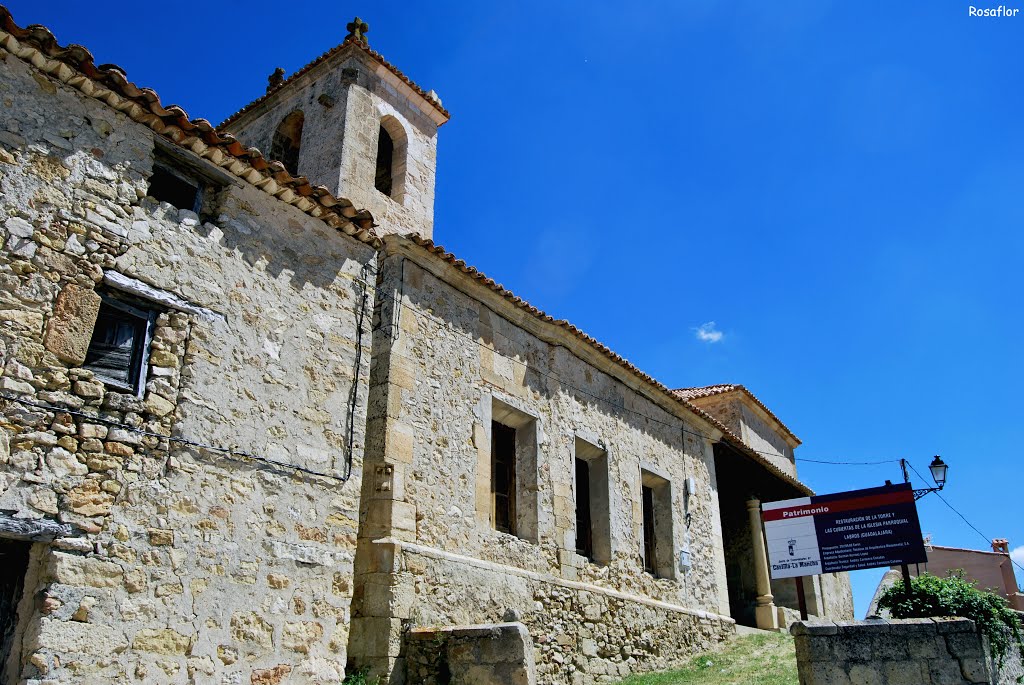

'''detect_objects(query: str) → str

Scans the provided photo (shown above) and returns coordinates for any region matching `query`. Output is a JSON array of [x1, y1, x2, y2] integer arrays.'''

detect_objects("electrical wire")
[[796, 458, 901, 465], [905, 461, 1024, 577]]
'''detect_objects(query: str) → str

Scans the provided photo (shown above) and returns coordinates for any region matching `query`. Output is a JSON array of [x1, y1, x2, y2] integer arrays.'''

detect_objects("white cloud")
[[1011, 545, 1024, 567], [695, 321, 724, 343]]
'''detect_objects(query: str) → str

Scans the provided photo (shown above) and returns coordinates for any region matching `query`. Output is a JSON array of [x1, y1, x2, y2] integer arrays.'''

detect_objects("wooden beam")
[[0, 511, 80, 542]]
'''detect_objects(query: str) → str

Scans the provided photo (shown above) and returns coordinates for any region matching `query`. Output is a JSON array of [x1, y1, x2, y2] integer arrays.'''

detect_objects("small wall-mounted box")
[[678, 548, 692, 572], [684, 476, 697, 497]]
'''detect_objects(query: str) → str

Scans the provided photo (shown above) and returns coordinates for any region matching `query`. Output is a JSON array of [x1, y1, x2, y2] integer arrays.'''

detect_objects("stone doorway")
[[0, 539, 31, 681], [713, 441, 815, 629]]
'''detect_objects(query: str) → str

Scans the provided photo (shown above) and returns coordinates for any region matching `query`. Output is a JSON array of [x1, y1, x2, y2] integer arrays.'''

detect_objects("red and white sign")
[[762, 483, 927, 579]]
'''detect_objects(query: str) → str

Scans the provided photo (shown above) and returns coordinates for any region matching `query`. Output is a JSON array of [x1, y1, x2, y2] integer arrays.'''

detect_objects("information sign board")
[[762, 483, 927, 579]]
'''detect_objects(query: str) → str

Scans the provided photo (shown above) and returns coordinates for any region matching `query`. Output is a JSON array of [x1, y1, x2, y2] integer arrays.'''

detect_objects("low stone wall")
[[792, 617, 1024, 685], [405, 622, 536, 685], [399, 542, 735, 684]]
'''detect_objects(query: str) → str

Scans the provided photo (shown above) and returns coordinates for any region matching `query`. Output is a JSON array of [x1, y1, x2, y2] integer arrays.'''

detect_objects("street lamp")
[[900, 456, 949, 501], [928, 456, 948, 489]]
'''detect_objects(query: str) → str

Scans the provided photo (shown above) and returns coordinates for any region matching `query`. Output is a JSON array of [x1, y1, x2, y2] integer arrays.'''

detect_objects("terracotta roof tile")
[[219, 37, 450, 129], [0, 5, 379, 245], [402, 236, 814, 497], [674, 384, 801, 445]]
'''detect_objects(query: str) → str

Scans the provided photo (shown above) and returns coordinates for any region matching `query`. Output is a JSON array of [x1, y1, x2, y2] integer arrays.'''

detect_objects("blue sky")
[[11, 1, 1022, 617]]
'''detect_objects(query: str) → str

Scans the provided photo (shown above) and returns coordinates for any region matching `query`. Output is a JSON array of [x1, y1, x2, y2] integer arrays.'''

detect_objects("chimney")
[[992, 538, 1009, 554]]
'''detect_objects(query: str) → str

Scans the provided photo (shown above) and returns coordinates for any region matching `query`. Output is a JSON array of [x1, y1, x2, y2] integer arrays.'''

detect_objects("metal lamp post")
[[897, 455, 950, 590]]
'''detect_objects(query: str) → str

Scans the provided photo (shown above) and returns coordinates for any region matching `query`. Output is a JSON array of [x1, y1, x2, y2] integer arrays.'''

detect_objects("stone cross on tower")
[[346, 17, 369, 43]]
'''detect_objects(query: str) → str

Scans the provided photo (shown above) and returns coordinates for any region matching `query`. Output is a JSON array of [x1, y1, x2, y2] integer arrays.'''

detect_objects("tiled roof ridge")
[[0, 5, 380, 246], [218, 36, 450, 129], [402, 235, 814, 496], [928, 544, 1009, 556], [673, 384, 801, 445]]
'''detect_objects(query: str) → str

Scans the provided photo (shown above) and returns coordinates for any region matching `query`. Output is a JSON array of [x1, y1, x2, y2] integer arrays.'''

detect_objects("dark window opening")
[[0, 540, 30, 679], [83, 294, 157, 394], [147, 165, 201, 212], [491, 421, 516, 535], [575, 457, 593, 559], [642, 485, 657, 575], [374, 124, 394, 197], [270, 110, 304, 176]]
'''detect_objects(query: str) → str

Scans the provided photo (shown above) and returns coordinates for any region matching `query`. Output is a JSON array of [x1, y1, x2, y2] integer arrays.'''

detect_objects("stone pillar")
[[747, 498, 779, 631]]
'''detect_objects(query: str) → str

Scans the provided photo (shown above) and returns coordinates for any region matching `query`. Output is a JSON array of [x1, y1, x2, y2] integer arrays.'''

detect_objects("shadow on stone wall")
[[405, 622, 536, 685]]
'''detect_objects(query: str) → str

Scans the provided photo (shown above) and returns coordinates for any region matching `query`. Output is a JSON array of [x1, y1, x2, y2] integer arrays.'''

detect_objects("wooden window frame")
[[83, 293, 158, 396], [147, 163, 204, 214], [491, 421, 517, 535]]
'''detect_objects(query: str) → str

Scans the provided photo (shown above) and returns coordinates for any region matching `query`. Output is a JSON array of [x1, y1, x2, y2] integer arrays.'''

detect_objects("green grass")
[[615, 633, 798, 685]]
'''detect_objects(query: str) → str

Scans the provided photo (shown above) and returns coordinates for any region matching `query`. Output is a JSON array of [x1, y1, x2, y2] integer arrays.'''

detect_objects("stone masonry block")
[[349, 617, 403, 658], [839, 620, 890, 636], [958, 657, 991, 683], [847, 662, 884, 685], [794, 635, 834, 662], [799, 661, 853, 685], [361, 499, 416, 540], [908, 635, 946, 659], [358, 573, 414, 618], [934, 618, 976, 634], [44, 284, 100, 365], [832, 633, 872, 662], [386, 423, 415, 464], [870, 634, 909, 660], [928, 657, 966, 685], [354, 540, 401, 574], [47, 552, 123, 588], [882, 661, 927, 685], [792, 621, 839, 636], [945, 631, 986, 659]]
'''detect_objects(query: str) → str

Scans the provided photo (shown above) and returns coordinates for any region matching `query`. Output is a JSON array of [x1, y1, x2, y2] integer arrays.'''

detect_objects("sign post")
[[762, 483, 927, 580]]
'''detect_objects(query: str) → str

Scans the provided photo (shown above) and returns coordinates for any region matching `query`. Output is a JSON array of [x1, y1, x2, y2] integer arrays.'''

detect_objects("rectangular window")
[[83, 294, 157, 395], [573, 436, 611, 564], [486, 398, 539, 543], [491, 421, 516, 535], [575, 457, 592, 559], [641, 485, 656, 574], [147, 164, 202, 213], [640, 470, 674, 578]]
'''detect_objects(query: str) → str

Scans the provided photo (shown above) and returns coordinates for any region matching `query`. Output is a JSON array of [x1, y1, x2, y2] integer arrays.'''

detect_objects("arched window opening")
[[270, 110, 304, 176], [374, 116, 408, 202], [375, 125, 394, 196]]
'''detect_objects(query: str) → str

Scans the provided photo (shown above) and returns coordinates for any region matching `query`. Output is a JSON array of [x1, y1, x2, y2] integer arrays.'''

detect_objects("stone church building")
[[0, 7, 852, 684]]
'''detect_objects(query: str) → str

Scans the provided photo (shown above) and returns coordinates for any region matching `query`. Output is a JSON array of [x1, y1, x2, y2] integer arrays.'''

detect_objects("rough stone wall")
[[399, 544, 733, 684], [736, 401, 796, 477], [792, 617, 1023, 685], [225, 48, 440, 239], [0, 51, 375, 683], [348, 245, 734, 682], [405, 622, 537, 685]]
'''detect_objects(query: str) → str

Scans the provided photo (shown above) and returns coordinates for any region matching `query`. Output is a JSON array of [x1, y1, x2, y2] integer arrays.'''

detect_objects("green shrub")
[[878, 570, 1023, 663], [341, 666, 377, 685]]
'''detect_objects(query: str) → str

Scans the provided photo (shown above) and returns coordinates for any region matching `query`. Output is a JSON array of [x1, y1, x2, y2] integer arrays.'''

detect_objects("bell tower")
[[220, 18, 450, 239]]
